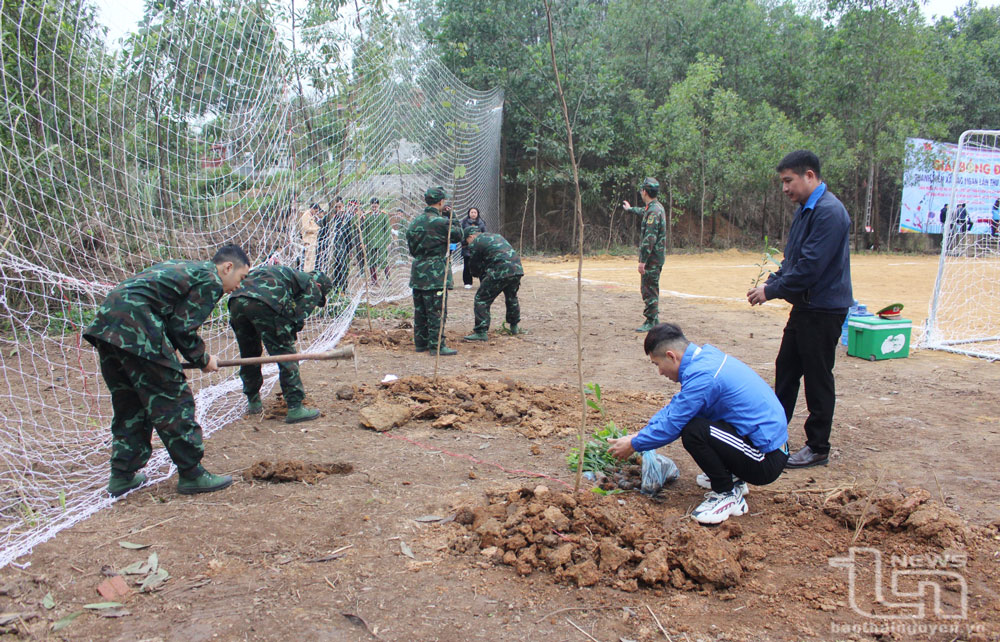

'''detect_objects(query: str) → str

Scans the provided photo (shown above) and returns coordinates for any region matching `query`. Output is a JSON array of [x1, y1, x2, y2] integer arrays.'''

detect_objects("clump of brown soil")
[[449, 485, 745, 591], [359, 375, 659, 437], [244, 460, 354, 484], [598, 463, 642, 492], [343, 328, 411, 347], [822, 486, 970, 547]]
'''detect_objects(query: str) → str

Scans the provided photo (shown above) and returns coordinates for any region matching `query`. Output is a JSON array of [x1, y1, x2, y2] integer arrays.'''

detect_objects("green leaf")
[[585, 399, 601, 411], [51, 611, 84, 632], [118, 541, 150, 550], [453, 164, 467, 179], [83, 602, 123, 610], [146, 551, 158, 574], [139, 568, 169, 592], [42, 592, 55, 609], [119, 561, 147, 575]]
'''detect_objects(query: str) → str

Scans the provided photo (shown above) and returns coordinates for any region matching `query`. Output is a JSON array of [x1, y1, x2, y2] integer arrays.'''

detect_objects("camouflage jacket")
[[406, 206, 463, 289], [626, 200, 667, 267], [229, 265, 325, 331], [83, 260, 222, 370], [361, 210, 391, 253], [468, 233, 523, 281]]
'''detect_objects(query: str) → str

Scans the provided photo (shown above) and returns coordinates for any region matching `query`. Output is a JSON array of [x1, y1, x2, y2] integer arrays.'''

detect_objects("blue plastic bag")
[[640, 451, 679, 496]]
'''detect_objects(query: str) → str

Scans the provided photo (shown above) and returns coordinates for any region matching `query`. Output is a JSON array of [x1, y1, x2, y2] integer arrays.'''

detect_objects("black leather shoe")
[[785, 445, 829, 469]]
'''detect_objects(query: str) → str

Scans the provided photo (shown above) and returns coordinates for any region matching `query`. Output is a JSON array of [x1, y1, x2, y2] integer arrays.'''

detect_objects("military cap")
[[641, 177, 660, 195], [424, 186, 447, 205], [312, 271, 333, 297]]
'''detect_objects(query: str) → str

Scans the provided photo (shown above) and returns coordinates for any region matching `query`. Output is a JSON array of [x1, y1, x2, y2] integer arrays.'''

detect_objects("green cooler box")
[[847, 316, 912, 361]]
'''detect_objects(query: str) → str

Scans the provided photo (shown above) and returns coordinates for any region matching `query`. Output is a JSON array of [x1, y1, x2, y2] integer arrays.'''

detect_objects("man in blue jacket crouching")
[[608, 323, 789, 525]]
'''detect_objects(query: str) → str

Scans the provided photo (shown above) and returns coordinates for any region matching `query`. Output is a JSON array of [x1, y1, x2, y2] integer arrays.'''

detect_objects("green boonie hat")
[[312, 271, 333, 297], [641, 177, 660, 193], [424, 186, 447, 205]]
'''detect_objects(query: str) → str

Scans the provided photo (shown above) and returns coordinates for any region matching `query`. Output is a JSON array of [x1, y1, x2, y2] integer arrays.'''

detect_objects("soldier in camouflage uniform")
[[462, 230, 526, 341], [361, 198, 391, 284], [84, 245, 251, 498], [407, 186, 464, 355], [622, 177, 667, 332], [228, 267, 333, 423]]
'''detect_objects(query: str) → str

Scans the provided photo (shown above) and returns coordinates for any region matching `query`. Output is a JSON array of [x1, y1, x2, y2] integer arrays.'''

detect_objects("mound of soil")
[[361, 375, 660, 438], [450, 485, 745, 591], [448, 484, 995, 598], [244, 460, 354, 484], [822, 486, 970, 548]]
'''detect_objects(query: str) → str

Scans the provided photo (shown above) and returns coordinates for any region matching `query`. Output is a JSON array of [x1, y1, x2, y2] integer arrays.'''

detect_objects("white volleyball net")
[[0, 0, 502, 568], [923, 129, 1000, 361]]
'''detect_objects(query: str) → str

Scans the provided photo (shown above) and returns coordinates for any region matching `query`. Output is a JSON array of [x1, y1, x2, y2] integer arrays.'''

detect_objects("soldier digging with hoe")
[[228, 266, 333, 423], [85, 245, 251, 497]]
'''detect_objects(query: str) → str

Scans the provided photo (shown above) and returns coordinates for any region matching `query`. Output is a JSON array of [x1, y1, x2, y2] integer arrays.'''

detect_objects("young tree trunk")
[[699, 155, 706, 248], [666, 180, 673, 254], [542, 0, 587, 493]]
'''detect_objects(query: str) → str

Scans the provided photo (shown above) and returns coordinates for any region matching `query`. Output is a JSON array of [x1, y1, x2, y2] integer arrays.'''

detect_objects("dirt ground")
[[2, 252, 1000, 642]]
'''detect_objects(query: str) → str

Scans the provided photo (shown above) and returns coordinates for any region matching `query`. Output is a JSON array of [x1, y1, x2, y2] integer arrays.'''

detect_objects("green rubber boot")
[[463, 332, 488, 341], [177, 469, 233, 495], [108, 472, 147, 498], [246, 394, 263, 416], [635, 320, 656, 333], [415, 345, 428, 353], [285, 405, 321, 424], [509, 324, 528, 335], [432, 346, 458, 356]]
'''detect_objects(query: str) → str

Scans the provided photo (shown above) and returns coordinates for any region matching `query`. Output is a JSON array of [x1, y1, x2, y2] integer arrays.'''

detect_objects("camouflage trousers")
[[641, 264, 662, 323], [412, 288, 448, 350], [95, 341, 204, 477], [474, 276, 521, 334], [228, 297, 304, 407]]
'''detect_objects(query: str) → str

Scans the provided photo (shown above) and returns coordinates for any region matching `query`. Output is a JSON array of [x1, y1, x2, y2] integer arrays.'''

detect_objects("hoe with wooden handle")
[[181, 345, 356, 370]]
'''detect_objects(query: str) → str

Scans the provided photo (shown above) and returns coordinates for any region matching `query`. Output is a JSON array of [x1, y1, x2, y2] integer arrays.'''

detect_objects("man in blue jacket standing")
[[747, 150, 852, 469], [608, 323, 789, 525]]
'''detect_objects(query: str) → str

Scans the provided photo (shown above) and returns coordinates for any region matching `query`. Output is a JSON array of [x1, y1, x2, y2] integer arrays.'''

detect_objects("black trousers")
[[681, 417, 788, 493], [462, 257, 474, 286], [774, 308, 845, 455]]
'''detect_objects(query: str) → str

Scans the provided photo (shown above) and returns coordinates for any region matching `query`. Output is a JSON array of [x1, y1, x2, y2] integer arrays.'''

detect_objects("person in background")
[[298, 203, 321, 271], [991, 198, 999, 239], [460, 207, 488, 289], [622, 178, 667, 332], [361, 197, 391, 284], [316, 197, 338, 273]]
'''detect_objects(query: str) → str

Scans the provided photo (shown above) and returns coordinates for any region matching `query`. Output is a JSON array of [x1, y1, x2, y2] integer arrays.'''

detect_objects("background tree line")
[[415, 0, 1000, 253]]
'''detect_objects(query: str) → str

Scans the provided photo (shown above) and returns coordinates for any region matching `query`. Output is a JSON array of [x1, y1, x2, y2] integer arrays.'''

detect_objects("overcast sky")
[[94, 0, 999, 46]]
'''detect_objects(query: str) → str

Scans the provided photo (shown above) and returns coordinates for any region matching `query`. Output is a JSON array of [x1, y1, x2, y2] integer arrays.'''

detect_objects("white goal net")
[[0, 0, 502, 568], [923, 129, 1000, 361]]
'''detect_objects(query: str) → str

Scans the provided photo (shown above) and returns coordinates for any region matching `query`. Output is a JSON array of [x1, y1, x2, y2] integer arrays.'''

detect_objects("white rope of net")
[[0, 1, 502, 569]]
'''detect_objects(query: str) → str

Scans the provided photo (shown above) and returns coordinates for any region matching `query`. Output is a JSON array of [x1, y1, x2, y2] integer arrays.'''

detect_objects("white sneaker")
[[464, 284, 471, 289], [695, 473, 748, 495], [692, 487, 748, 525]]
